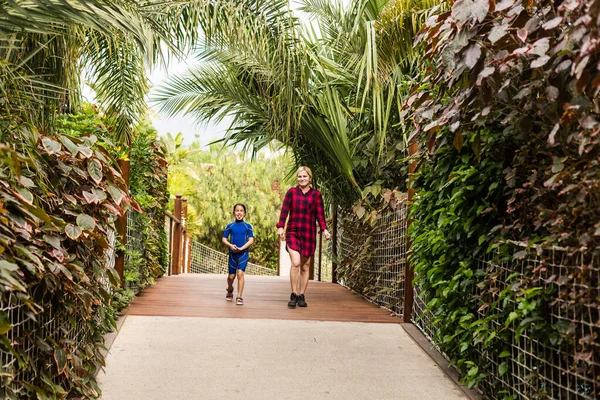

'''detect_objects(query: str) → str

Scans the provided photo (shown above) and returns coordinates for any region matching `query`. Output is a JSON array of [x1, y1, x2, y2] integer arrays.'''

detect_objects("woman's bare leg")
[[298, 256, 311, 294], [288, 247, 301, 294]]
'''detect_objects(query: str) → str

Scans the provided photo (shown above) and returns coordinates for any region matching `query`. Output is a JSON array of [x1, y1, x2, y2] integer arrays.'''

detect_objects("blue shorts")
[[228, 251, 249, 274]]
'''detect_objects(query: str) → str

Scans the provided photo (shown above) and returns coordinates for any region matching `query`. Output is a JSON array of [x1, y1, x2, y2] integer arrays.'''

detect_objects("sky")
[[146, 58, 233, 148]]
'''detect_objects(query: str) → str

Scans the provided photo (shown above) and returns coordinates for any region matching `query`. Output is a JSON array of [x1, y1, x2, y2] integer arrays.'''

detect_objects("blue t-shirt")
[[223, 220, 254, 251]]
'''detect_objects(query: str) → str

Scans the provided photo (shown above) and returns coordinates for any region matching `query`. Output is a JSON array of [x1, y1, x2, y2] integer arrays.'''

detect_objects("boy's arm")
[[239, 224, 254, 251], [221, 237, 235, 250], [239, 237, 254, 251]]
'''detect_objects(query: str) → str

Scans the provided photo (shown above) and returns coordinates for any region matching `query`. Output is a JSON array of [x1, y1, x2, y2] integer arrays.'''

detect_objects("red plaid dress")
[[277, 186, 328, 258]]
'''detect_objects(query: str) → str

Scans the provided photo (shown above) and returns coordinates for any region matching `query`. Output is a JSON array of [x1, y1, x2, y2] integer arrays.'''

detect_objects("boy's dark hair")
[[233, 203, 247, 214]]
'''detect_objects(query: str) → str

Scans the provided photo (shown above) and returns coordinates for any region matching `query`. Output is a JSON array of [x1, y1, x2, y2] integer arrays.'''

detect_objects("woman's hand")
[[277, 227, 285, 241], [323, 230, 331, 240]]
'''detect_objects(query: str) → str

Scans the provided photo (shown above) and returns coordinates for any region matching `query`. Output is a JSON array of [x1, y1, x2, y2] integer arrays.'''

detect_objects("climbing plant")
[[0, 123, 129, 399], [406, 0, 600, 395]]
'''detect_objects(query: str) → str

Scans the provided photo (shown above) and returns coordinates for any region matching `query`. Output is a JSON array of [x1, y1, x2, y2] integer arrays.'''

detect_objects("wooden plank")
[[125, 274, 402, 323]]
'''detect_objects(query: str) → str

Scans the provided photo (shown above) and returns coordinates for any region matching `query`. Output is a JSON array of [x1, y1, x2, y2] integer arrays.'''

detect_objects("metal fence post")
[[182, 198, 188, 274], [172, 195, 182, 275], [317, 232, 323, 282], [404, 140, 418, 321], [331, 203, 338, 284]]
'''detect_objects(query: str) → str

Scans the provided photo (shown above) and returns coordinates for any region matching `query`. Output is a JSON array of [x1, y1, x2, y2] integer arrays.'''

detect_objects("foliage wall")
[[406, 0, 600, 395], [57, 108, 169, 293], [0, 106, 169, 398], [0, 124, 127, 399], [167, 140, 293, 269], [125, 121, 169, 290]]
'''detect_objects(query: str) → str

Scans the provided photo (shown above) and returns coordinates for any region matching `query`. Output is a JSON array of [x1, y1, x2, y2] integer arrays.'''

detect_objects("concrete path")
[[97, 316, 470, 400]]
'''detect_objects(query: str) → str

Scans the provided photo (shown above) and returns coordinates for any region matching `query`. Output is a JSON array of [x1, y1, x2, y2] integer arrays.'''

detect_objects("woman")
[[277, 166, 330, 308]]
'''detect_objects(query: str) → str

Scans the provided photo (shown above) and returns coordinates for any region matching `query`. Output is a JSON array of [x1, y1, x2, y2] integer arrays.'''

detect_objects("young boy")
[[222, 203, 254, 305]]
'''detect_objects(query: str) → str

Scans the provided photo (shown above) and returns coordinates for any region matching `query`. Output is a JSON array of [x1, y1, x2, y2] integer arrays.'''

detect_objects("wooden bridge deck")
[[125, 274, 402, 323]]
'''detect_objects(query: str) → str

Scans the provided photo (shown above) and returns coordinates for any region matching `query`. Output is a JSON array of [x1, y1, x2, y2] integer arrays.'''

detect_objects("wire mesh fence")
[[190, 240, 277, 276], [335, 201, 409, 317], [0, 229, 117, 394], [412, 243, 599, 399], [314, 233, 333, 282], [124, 210, 145, 293]]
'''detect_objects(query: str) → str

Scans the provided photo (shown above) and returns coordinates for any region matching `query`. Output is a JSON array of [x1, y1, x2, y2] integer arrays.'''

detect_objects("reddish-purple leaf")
[[464, 44, 482, 68], [83, 191, 100, 204], [517, 28, 528, 43], [513, 46, 530, 56], [548, 123, 560, 145], [531, 56, 550, 68], [542, 17, 562, 30], [87, 159, 103, 185], [514, 87, 531, 100], [65, 224, 82, 240], [471, 0, 489, 22], [495, 0, 514, 11], [580, 116, 598, 130], [531, 38, 550, 56], [546, 86, 559, 101], [543, 172, 560, 187], [555, 59, 572, 73], [489, 25, 508, 43], [574, 56, 590, 79], [476, 66, 495, 85], [449, 120, 461, 132], [452, 0, 473, 22]]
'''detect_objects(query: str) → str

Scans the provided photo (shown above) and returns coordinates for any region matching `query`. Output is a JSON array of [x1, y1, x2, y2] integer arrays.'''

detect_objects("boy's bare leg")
[[227, 274, 235, 291], [236, 270, 245, 298], [298, 256, 311, 294], [288, 248, 301, 294]]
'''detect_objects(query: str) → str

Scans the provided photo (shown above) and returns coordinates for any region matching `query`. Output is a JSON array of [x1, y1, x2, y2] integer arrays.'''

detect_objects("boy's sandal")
[[236, 297, 244, 305], [226, 288, 234, 301]]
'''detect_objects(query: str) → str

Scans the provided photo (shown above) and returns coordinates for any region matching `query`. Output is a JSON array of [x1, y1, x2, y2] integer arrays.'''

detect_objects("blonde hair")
[[297, 166, 313, 180]]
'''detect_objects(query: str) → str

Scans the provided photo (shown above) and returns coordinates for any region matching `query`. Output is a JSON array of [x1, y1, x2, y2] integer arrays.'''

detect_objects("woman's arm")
[[316, 192, 328, 231], [276, 188, 293, 229]]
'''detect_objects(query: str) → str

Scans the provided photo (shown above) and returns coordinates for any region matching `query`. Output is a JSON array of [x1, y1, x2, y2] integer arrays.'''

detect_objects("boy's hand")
[[231, 244, 240, 252]]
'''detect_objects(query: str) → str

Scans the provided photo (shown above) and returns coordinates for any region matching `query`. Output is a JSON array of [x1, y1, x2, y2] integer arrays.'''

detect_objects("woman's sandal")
[[236, 297, 244, 305], [226, 288, 234, 301]]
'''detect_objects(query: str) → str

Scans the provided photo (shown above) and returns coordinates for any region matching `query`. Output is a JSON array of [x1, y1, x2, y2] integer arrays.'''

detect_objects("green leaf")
[[498, 361, 508, 376], [78, 146, 93, 158], [499, 350, 511, 358], [76, 214, 96, 231], [551, 157, 564, 173], [42, 137, 61, 154], [108, 184, 124, 205], [88, 158, 103, 184], [59, 136, 79, 156], [54, 348, 67, 374], [92, 188, 107, 201], [19, 175, 35, 188], [107, 267, 121, 287], [65, 224, 83, 240], [0, 311, 11, 335], [16, 188, 34, 204]]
